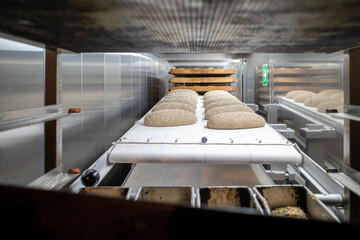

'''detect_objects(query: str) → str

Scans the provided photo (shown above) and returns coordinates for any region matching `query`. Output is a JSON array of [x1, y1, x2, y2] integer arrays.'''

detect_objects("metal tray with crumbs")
[[196, 186, 264, 215], [135, 186, 196, 207], [80, 187, 132, 200], [254, 185, 339, 222]]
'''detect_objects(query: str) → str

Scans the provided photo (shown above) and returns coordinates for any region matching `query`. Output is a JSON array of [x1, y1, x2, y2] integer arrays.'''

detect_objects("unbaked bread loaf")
[[286, 90, 310, 99], [167, 92, 198, 102], [203, 90, 231, 101], [207, 112, 265, 129], [167, 89, 199, 98], [293, 92, 318, 103], [329, 91, 344, 101], [304, 96, 333, 107], [318, 89, 343, 97], [144, 109, 197, 127], [205, 100, 244, 113], [152, 102, 196, 114], [168, 89, 198, 98], [204, 95, 239, 107], [317, 101, 343, 113], [205, 104, 254, 120], [161, 96, 197, 109]]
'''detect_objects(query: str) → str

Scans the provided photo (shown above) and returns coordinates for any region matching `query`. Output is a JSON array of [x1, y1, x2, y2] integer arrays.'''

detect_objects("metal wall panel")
[[0, 50, 44, 112], [0, 39, 45, 185], [120, 54, 133, 132], [60, 52, 166, 172], [131, 55, 141, 120], [104, 53, 121, 147], [146, 54, 159, 108], [81, 53, 105, 169], [0, 123, 44, 185], [140, 54, 148, 115], [60, 54, 82, 171]]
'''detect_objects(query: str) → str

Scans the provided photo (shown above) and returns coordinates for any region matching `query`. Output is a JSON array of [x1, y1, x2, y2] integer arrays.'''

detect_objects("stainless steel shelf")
[[0, 105, 79, 132]]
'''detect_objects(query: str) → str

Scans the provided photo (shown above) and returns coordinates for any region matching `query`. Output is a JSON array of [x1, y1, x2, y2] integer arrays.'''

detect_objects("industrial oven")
[[0, 0, 360, 238]]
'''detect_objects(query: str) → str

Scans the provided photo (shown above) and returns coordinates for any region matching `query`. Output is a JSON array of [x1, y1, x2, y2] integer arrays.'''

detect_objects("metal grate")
[[0, 0, 360, 53]]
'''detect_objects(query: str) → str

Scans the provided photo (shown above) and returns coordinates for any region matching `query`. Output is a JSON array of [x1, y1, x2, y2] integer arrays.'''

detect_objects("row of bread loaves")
[[285, 89, 344, 113], [144, 89, 198, 127], [203, 90, 265, 129]]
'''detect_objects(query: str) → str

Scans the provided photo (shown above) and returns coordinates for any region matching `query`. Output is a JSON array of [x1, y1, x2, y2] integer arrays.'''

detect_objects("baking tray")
[[196, 186, 264, 215], [253, 185, 339, 222], [79, 187, 132, 200], [135, 186, 196, 207]]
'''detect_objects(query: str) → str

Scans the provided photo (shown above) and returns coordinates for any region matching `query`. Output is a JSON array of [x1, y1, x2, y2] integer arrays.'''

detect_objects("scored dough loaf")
[[168, 89, 198, 98], [152, 102, 196, 114], [317, 101, 343, 113], [167, 91, 198, 101], [303, 96, 333, 107], [293, 92, 318, 103], [161, 96, 197, 109], [318, 89, 343, 97], [205, 104, 254, 120], [285, 90, 310, 99], [144, 109, 197, 127], [203, 90, 231, 101], [205, 100, 244, 113], [204, 95, 239, 107], [329, 91, 344, 101], [207, 112, 265, 129]]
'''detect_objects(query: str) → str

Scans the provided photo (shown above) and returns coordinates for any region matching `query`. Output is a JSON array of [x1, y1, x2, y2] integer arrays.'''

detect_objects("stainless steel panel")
[[0, 50, 44, 112], [146, 54, 160, 108], [59, 53, 82, 171], [81, 53, 105, 170], [0, 123, 44, 185], [104, 53, 121, 147], [131, 55, 141, 119], [120, 54, 133, 132], [59, 52, 167, 173], [0, 39, 45, 186], [139, 54, 147, 115]]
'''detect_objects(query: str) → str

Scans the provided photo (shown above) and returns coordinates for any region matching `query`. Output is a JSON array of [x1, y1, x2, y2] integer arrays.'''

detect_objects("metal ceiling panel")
[[0, 0, 360, 53]]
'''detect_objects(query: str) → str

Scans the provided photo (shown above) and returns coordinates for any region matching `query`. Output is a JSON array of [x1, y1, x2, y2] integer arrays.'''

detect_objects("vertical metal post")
[[345, 48, 360, 222], [44, 47, 60, 173]]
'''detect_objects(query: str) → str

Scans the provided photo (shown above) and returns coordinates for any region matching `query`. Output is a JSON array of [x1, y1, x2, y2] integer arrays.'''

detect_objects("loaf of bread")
[[168, 89, 198, 98], [144, 109, 197, 127], [318, 89, 343, 97], [304, 96, 333, 107], [167, 92, 198, 102], [207, 112, 265, 129], [204, 95, 239, 107], [317, 101, 343, 113], [203, 90, 231, 101], [152, 102, 196, 114], [205, 104, 254, 120], [285, 90, 310, 99], [169, 89, 198, 96], [293, 92, 318, 103], [205, 100, 244, 113], [161, 96, 197, 109], [329, 91, 344, 100]]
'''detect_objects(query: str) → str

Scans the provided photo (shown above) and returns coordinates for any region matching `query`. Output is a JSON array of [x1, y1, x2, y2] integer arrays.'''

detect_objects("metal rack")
[[169, 68, 237, 95]]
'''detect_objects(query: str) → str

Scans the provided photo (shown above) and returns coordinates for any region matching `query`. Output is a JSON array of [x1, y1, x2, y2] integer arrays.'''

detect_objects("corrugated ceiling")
[[0, 0, 360, 53]]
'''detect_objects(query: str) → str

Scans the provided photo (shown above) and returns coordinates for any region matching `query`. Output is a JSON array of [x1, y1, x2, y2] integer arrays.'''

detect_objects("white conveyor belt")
[[109, 97, 302, 164]]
